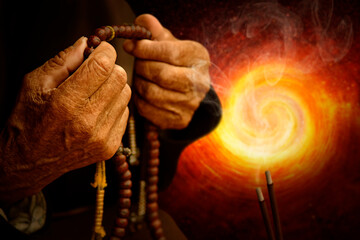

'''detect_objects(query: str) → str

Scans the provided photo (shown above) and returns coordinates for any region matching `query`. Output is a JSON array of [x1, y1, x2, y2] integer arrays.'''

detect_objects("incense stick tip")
[[256, 187, 265, 201], [265, 170, 273, 185]]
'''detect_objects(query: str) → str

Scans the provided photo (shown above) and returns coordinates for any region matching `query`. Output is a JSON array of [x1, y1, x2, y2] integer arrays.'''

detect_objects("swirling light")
[[213, 61, 340, 187], [159, 1, 360, 239]]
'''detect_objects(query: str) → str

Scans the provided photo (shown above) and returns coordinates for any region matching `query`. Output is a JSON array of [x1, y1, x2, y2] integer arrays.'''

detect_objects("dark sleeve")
[[0, 215, 30, 240], [158, 86, 222, 190]]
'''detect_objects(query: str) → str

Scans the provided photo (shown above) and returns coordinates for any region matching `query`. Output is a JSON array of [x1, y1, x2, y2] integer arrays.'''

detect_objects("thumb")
[[27, 36, 87, 90], [134, 14, 176, 41]]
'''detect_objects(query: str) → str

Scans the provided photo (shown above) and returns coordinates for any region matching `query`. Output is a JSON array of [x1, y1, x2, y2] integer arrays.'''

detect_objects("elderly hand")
[[0, 37, 130, 205], [123, 14, 211, 129]]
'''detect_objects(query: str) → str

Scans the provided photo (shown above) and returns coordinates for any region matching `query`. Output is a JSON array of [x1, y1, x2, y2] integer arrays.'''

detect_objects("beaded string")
[[84, 25, 165, 240]]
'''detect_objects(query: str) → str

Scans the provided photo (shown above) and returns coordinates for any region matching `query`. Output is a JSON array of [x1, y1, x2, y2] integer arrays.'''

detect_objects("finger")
[[134, 60, 193, 92], [135, 59, 210, 94], [124, 40, 209, 67], [134, 94, 190, 130], [134, 14, 177, 41], [94, 83, 131, 129], [56, 41, 117, 102], [87, 64, 129, 113], [106, 107, 130, 156], [26, 36, 87, 90], [95, 105, 130, 162], [134, 76, 199, 112]]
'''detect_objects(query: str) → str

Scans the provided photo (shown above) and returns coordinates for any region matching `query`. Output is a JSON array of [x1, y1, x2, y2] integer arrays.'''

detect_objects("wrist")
[[0, 127, 42, 207]]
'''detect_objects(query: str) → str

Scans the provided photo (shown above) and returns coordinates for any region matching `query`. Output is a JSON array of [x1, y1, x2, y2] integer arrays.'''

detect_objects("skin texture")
[[0, 38, 130, 206], [124, 14, 211, 129], [0, 14, 211, 206]]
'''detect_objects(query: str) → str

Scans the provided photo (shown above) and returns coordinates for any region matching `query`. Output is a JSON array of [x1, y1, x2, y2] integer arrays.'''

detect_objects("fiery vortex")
[[159, 1, 360, 239], [214, 61, 338, 187]]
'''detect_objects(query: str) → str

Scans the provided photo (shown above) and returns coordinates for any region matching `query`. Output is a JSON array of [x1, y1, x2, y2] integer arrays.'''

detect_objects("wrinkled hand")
[[124, 14, 211, 129], [0, 38, 130, 205]]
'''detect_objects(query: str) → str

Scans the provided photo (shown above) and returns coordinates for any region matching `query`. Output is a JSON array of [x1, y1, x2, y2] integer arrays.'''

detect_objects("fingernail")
[[123, 39, 135, 52], [73, 36, 86, 48]]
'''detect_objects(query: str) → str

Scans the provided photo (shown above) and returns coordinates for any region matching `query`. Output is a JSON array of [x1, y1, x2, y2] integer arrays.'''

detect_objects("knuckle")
[[192, 41, 210, 61], [76, 116, 96, 136], [157, 68, 168, 82], [113, 65, 127, 85], [114, 64, 127, 81], [48, 50, 67, 69], [142, 86, 153, 100], [100, 141, 117, 159], [172, 112, 192, 130], [123, 84, 132, 103], [89, 52, 113, 79], [135, 80, 152, 100], [168, 45, 180, 63], [91, 132, 115, 160]]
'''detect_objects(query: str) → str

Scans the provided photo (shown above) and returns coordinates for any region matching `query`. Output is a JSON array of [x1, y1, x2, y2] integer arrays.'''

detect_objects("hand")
[[0, 37, 131, 205], [123, 14, 211, 129]]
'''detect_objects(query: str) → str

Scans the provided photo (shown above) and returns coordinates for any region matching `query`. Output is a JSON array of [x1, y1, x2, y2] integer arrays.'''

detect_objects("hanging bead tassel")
[[91, 161, 107, 240]]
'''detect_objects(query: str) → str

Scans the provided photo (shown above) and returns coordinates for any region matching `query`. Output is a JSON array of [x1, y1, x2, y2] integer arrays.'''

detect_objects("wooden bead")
[[84, 47, 94, 58], [148, 176, 159, 184], [114, 154, 127, 165], [95, 27, 107, 41], [150, 219, 162, 229], [118, 208, 130, 218], [150, 149, 159, 158], [119, 179, 132, 189], [116, 161, 129, 174], [105, 26, 115, 41], [112, 227, 126, 237], [119, 189, 132, 198], [120, 169, 132, 180], [154, 227, 165, 238], [147, 211, 159, 221], [150, 140, 160, 149], [147, 166, 159, 176], [134, 25, 143, 38], [147, 193, 158, 203], [146, 30, 152, 39], [87, 35, 101, 48], [124, 25, 132, 38], [148, 158, 159, 167], [147, 202, 158, 212], [118, 25, 126, 35], [115, 218, 129, 228], [118, 198, 131, 208], [104, 26, 112, 40], [146, 131, 158, 141], [147, 184, 158, 193], [112, 25, 120, 37]]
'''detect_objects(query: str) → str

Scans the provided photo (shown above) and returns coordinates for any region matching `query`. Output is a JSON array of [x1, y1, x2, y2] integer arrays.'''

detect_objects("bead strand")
[[84, 24, 151, 58], [146, 125, 166, 240], [110, 153, 132, 240]]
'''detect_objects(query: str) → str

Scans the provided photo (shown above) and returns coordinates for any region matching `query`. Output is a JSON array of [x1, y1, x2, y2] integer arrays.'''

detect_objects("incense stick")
[[265, 170, 283, 240], [256, 187, 275, 240]]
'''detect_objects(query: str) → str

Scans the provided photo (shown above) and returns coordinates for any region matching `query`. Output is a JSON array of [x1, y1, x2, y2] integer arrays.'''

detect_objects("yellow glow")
[[215, 63, 317, 168]]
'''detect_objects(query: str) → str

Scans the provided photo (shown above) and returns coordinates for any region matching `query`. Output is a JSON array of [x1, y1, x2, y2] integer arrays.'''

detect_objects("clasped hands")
[[0, 14, 210, 204]]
